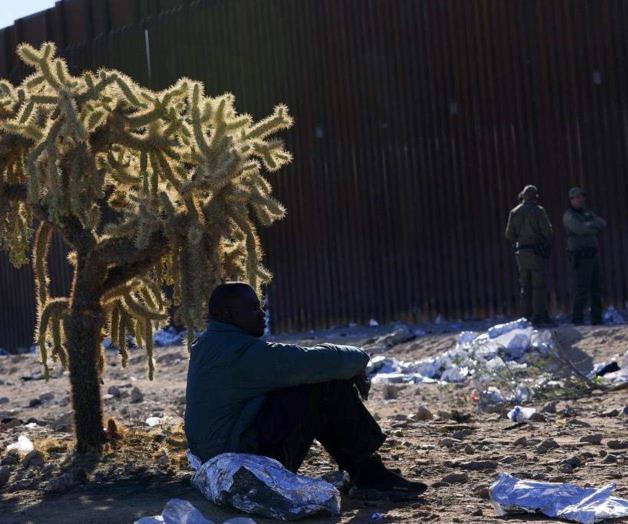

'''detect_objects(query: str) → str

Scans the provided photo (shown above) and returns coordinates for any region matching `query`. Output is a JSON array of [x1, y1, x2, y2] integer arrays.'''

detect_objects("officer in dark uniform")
[[505, 185, 554, 326], [563, 187, 606, 325]]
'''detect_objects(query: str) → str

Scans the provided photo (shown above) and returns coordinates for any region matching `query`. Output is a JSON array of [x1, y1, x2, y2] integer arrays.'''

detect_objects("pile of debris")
[[367, 318, 551, 386]]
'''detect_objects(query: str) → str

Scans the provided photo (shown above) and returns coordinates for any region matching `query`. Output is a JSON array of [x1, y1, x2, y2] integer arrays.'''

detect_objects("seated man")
[[185, 282, 427, 494]]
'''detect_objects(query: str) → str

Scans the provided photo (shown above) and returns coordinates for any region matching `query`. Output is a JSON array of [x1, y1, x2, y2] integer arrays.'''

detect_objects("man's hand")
[[353, 370, 371, 401]]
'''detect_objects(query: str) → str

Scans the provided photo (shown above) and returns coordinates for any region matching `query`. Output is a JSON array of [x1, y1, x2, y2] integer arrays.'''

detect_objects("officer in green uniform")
[[505, 185, 554, 326], [563, 187, 606, 325]]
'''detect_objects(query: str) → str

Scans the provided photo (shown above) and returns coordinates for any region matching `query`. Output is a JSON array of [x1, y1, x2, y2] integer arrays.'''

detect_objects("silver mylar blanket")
[[187, 451, 341, 521], [490, 473, 628, 524]]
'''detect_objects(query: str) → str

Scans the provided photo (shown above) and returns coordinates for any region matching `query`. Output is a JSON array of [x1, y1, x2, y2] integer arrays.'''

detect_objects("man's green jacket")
[[185, 321, 369, 462]]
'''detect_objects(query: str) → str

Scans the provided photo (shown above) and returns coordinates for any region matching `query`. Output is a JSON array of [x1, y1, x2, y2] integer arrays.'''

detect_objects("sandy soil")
[[0, 322, 627, 524]]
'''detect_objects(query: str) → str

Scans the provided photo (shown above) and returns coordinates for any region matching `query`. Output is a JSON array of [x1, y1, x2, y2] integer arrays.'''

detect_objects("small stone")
[[513, 436, 528, 447], [22, 450, 44, 468], [2, 418, 21, 430], [1, 452, 19, 466], [602, 454, 618, 464], [440, 472, 469, 484], [460, 460, 498, 471], [580, 434, 603, 445], [621, 406, 628, 416], [0, 466, 10, 487], [0, 397, 9, 404], [452, 429, 473, 440], [536, 438, 559, 453], [602, 409, 620, 417], [464, 444, 475, 454], [28, 398, 42, 408], [529, 412, 546, 423], [383, 384, 400, 400], [471, 508, 483, 517], [439, 438, 460, 448], [51, 412, 73, 432], [44, 472, 77, 494], [606, 439, 628, 450], [415, 406, 433, 421], [473, 484, 490, 499], [107, 386, 121, 398], [130, 387, 144, 403], [562, 456, 582, 469], [38, 392, 54, 403], [542, 401, 558, 414]]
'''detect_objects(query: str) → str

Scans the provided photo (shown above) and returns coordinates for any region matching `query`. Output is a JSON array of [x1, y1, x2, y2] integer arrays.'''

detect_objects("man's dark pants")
[[255, 379, 386, 473], [570, 250, 603, 323]]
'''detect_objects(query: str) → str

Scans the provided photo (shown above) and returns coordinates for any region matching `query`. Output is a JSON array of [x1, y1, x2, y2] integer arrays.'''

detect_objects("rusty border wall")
[[1, 0, 627, 349]]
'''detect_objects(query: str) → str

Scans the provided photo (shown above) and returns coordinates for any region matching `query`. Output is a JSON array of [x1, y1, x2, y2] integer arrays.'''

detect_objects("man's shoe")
[[351, 455, 428, 494]]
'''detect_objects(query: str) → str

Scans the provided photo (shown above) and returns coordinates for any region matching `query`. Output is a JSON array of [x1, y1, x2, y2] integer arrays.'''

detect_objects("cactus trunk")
[[64, 259, 106, 453]]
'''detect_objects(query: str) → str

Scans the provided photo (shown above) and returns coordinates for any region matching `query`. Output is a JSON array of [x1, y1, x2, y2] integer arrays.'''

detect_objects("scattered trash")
[[589, 351, 628, 386], [507, 406, 537, 423], [487, 318, 531, 339], [187, 451, 340, 520], [134, 498, 214, 524], [367, 319, 552, 400], [592, 362, 620, 377], [368, 319, 379, 327], [490, 473, 628, 524], [603, 307, 624, 325], [6, 435, 34, 455], [146, 416, 162, 427]]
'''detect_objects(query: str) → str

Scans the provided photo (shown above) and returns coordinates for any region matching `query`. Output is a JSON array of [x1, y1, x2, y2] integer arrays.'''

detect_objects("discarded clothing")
[[490, 473, 628, 524], [187, 452, 340, 521]]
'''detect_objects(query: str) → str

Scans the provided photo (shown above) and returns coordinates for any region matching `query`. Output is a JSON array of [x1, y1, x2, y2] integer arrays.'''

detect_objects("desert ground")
[[0, 320, 627, 524]]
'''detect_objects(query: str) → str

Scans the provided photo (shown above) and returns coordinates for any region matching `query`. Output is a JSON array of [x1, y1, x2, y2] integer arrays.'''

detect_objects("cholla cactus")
[[0, 42, 293, 452]]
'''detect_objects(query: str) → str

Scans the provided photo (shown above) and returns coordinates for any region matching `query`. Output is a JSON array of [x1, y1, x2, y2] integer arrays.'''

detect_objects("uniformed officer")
[[563, 187, 606, 325], [505, 185, 554, 326]]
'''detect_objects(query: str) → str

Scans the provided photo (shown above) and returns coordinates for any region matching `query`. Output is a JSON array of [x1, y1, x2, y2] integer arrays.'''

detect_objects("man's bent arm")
[[243, 341, 369, 390]]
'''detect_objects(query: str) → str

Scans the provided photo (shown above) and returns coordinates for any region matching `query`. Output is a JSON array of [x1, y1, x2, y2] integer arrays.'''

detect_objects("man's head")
[[568, 187, 586, 209], [519, 185, 539, 202], [208, 282, 265, 337]]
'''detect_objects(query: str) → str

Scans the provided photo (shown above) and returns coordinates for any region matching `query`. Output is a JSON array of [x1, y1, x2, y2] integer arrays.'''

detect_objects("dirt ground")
[[0, 321, 627, 524]]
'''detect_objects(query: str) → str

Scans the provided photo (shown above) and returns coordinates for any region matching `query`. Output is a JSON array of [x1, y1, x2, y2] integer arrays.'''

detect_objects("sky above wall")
[[0, 1, 57, 30]]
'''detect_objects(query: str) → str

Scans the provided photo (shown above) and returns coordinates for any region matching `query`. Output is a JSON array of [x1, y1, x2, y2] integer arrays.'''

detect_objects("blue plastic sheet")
[[490, 473, 628, 524]]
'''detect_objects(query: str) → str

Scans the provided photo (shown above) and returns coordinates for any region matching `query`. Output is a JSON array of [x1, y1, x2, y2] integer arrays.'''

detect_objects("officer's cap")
[[568, 187, 586, 198]]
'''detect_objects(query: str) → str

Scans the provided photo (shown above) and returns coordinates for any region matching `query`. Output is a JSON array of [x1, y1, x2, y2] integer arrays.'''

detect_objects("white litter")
[[490, 473, 628, 524], [134, 498, 213, 524], [187, 451, 340, 520], [367, 318, 551, 394], [507, 406, 537, 423], [368, 319, 379, 327], [589, 351, 628, 386], [6, 435, 34, 455], [146, 417, 162, 427]]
